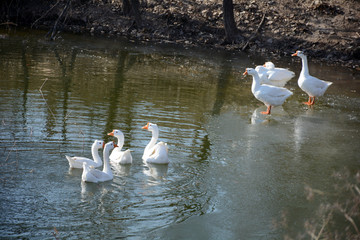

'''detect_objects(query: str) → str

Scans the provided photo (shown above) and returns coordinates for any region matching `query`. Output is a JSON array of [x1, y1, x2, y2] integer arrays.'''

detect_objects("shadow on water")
[[54, 47, 77, 141], [192, 53, 234, 164], [102, 50, 137, 147], [20, 44, 30, 129], [211, 54, 232, 116]]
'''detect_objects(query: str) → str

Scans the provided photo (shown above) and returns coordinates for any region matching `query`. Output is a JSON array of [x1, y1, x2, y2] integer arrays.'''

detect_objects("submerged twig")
[[5, 141, 16, 162], [53, 227, 59, 240], [39, 78, 56, 120], [64, 110, 72, 120]]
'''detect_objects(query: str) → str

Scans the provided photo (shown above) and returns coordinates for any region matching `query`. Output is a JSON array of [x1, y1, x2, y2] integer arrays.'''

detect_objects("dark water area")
[[0, 29, 360, 239]]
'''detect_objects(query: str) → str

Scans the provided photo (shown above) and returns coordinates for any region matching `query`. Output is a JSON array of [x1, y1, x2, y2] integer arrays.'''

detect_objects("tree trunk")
[[122, 0, 142, 28], [123, 0, 131, 15], [223, 0, 238, 43]]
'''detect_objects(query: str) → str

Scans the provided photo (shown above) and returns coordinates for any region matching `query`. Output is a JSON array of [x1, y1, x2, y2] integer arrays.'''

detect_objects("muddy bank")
[[1, 0, 359, 69]]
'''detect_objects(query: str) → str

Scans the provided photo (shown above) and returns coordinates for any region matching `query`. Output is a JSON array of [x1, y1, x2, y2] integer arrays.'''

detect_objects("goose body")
[[65, 140, 104, 168], [108, 129, 133, 164], [244, 68, 293, 115], [255, 62, 295, 87], [81, 141, 116, 183], [142, 122, 169, 164], [145, 142, 169, 164], [292, 51, 333, 105]]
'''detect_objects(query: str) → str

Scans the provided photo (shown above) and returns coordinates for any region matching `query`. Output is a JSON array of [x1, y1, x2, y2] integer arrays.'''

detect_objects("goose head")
[[264, 62, 275, 69], [142, 122, 159, 133], [243, 68, 257, 76], [104, 141, 117, 151], [93, 140, 105, 149], [108, 129, 124, 142], [291, 50, 305, 58]]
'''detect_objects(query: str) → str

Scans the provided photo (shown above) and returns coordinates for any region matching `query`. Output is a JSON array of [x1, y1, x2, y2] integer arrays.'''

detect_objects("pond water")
[[0, 29, 359, 239]]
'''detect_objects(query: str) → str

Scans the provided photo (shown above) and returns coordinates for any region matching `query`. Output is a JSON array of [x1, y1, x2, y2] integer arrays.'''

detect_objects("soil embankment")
[[1, 0, 359, 68]]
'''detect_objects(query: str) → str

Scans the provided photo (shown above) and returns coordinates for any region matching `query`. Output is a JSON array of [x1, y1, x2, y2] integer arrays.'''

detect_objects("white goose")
[[292, 50, 333, 105], [107, 129, 133, 164], [65, 140, 104, 168], [255, 62, 295, 87], [82, 141, 117, 183], [244, 68, 293, 115], [142, 122, 169, 164]]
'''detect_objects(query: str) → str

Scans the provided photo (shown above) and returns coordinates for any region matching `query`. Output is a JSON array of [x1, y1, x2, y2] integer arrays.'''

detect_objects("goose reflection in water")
[[80, 180, 111, 200], [68, 167, 83, 177], [111, 163, 131, 176], [143, 163, 169, 181], [251, 107, 270, 125], [293, 108, 316, 155], [250, 106, 289, 125]]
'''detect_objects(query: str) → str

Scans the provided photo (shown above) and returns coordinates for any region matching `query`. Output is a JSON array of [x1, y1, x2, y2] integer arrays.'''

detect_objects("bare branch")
[[242, 13, 266, 51], [31, 0, 60, 28]]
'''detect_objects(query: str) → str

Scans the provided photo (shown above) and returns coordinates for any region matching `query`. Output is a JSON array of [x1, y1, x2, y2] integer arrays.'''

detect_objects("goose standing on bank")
[[82, 141, 117, 183], [65, 140, 104, 169], [243, 68, 293, 115], [142, 122, 169, 164], [107, 129, 133, 164], [292, 50, 333, 105]]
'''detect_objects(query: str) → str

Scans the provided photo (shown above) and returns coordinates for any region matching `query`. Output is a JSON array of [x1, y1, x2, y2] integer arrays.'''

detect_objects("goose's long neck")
[[117, 135, 124, 150], [145, 129, 158, 152], [251, 73, 261, 93], [102, 146, 112, 176], [300, 55, 309, 76], [149, 130, 159, 148], [91, 143, 102, 164]]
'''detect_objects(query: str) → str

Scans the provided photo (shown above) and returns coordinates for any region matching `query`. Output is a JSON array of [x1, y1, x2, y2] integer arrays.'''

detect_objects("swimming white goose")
[[65, 140, 104, 168], [82, 141, 117, 183], [255, 62, 295, 87], [107, 129, 133, 164], [291, 50, 333, 105], [142, 122, 169, 164], [243, 68, 293, 115]]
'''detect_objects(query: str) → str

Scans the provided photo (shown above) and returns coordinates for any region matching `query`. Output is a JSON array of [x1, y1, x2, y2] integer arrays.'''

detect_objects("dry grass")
[[275, 169, 360, 240]]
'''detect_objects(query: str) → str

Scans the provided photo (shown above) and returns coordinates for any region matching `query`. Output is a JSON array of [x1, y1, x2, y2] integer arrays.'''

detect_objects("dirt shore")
[[1, 0, 360, 69]]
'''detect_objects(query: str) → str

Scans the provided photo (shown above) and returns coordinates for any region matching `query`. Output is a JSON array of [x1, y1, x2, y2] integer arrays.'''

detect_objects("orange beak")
[[243, 70, 248, 76], [291, 51, 298, 56], [263, 64, 266, 67], [102, 142, 105, 148], [107, 130, 114, 136], [113, 142, 118, 148], [142, 122, 150, 130]]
